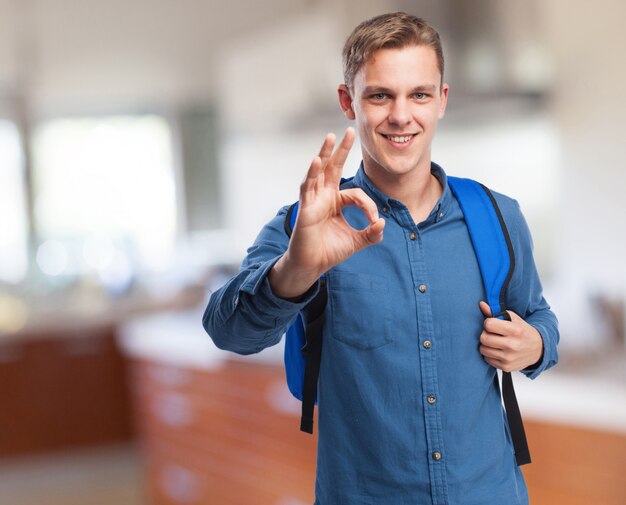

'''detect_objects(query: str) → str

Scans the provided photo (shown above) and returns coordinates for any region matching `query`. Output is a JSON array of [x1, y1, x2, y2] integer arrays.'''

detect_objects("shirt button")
[[382, 206, 389, 213], [432, 451, 442, 461], [427, 395, 436, 405], [423, 340, 432, 349], [418, 284, 427, 293], [409, 232, 417, 240]]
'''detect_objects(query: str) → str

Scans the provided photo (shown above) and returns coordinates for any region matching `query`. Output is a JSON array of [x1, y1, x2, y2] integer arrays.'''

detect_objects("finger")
[[479, 343, 503, 359], [318, 133, 336, 166], [481, 301, 519, 325], [339, 188, 380, 223], [300, 155, 324, 203], [479, 301, 492, 318], [483, 357, 508, 371], [483, 316, 510, 336], [355, 218, 385, 247], [326, 127, 355, 185], [301, 133, 338, 197], [479, 332, 504, 351]]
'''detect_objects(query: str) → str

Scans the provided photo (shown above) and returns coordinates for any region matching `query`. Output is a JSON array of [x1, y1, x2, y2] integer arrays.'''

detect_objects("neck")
[[364, 161, 443, 224]]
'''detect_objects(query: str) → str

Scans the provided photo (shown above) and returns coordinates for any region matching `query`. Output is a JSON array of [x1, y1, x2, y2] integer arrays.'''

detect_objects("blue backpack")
[[283, 176, 531, 466]]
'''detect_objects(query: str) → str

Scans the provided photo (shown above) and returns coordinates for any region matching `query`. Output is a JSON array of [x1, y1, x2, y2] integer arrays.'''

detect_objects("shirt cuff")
[[521, 322, 556, 380], [239, 257, 321, 315]]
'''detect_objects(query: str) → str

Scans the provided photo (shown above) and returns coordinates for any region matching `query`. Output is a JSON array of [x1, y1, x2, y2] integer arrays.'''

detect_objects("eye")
[[370, 93, 389, 101], [413, 93, 428, 100]]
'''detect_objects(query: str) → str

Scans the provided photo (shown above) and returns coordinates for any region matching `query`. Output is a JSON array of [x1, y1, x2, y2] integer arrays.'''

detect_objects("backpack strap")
[[284, 201, 327, 434], [299, 277, 327, 433], [448, 176, 531, 466]]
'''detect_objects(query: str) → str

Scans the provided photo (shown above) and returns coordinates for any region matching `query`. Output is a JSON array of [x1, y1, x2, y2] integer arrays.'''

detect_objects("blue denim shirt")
[[203, 163, 559, 505]]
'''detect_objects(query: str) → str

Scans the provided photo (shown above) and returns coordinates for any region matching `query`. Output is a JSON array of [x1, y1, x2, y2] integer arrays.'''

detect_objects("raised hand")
[[269, 128, 385, 299]]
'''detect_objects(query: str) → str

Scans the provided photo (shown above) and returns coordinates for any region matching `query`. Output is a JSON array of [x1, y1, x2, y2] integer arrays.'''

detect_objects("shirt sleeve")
[[504, 199, 560, 380], [201, 206, 320, 355]]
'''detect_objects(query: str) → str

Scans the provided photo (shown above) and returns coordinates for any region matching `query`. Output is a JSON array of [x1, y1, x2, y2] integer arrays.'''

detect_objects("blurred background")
[[0, 0, 624, 504]]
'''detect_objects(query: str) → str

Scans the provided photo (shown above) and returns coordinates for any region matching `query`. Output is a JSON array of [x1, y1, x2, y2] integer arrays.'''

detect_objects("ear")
[[438, 83, 449, 119], [338, 84, 356, 120]]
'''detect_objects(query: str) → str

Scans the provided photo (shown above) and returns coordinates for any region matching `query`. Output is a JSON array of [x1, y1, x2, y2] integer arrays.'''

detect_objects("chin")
[[382, 158, 421, 176], [364, 149, 424, 178]]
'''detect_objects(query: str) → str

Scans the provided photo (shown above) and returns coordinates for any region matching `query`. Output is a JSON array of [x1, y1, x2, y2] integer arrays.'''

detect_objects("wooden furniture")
[[130, 356, 626, 505], [0, 324, 134, 456], [523, 420, 626, 505], [131, 358, 317, 505]]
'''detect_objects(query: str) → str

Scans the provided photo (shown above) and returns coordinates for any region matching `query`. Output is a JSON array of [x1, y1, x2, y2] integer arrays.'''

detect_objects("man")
[[203, 12, 559, 505]]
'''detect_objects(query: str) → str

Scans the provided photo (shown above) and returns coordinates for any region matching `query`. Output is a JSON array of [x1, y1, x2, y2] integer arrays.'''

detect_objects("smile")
[[383, 134, 415, 144]]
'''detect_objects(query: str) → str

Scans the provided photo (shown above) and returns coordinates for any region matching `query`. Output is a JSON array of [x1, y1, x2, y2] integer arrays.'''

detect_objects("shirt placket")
[[402, 210, 449, 505]]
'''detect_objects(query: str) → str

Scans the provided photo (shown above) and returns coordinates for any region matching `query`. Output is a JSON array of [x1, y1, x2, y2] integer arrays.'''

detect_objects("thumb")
[[479, 301, 492, 318]]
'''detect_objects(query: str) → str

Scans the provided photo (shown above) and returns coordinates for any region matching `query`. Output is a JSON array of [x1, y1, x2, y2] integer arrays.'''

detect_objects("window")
[[0, 120, 28, 284], [32, 115, 177, 283]]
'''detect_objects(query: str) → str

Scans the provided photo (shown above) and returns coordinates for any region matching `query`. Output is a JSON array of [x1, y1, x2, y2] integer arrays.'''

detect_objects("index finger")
[[325, 127, 355, 186]]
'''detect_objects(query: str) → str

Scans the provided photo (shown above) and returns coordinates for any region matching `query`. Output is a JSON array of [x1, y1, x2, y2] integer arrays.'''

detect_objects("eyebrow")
[[362, 84, 438, 95], [412, 85, 438, 93]]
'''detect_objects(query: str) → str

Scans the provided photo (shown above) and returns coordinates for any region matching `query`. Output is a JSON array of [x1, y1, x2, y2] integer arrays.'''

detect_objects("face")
[[338, 45, 448, 183]]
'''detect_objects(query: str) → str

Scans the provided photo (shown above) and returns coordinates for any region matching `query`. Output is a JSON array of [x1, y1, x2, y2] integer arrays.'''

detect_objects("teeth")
[[387, 135, 412, 143]]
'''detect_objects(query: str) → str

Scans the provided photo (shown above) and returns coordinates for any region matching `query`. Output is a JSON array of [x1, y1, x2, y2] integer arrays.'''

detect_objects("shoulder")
[[448, 176, 527, 237], [243, 204, 292, 265], [263, 204, 293, 236], [485, 186, 533, 248], [487, 187, 523, 223]]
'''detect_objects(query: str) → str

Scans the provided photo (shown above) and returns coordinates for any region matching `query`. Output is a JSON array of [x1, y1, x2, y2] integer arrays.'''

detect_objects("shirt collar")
[[352, 161, 453, 224]]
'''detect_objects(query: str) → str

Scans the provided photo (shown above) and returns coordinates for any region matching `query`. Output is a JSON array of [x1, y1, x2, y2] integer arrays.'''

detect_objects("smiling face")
[[339, 45, 448, 187]]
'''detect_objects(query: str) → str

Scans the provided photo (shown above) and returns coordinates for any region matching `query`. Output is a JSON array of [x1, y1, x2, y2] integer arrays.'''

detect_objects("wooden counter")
[[130, 358, 316, 505], [523, 421, 626, 505], [128, 356, 626, 505], [0, 323, 134, 456]]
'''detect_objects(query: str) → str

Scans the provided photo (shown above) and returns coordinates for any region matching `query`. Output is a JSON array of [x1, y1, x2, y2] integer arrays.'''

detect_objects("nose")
[[388, 98, 412, 127]]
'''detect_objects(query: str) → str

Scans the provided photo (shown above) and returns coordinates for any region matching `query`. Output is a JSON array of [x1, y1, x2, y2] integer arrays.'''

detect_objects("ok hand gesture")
[[269, 128, 385, 299]]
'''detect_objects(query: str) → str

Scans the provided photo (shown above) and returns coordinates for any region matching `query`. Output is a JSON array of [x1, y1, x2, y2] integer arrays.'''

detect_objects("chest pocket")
[[326, 271, 393, 350]]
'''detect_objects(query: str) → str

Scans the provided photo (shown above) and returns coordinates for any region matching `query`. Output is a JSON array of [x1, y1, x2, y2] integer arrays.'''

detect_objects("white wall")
[[0, 0, 313, 113], [536, 0, 626, 347]]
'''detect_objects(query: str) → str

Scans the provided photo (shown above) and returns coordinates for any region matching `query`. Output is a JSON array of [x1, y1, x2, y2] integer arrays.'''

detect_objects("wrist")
[[268, 254, 322, 299], [524, 326, 545, 371]]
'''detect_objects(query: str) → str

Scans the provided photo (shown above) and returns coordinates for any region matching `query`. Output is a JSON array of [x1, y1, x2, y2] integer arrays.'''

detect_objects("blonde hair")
[[342, 12, 444, 90]]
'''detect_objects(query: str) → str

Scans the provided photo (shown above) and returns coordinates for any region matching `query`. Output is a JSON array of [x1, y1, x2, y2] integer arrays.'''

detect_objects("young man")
[[203, 12, 559, 505]]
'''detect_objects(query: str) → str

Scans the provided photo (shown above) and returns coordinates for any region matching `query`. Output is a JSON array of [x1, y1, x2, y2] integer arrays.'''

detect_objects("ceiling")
[[0, 0, 322, 113]]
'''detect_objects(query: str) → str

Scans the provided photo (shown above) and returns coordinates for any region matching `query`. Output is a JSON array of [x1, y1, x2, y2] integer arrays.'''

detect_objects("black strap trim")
[[283, 201, 327, 434], [494, 276, 531, 465], [479, 185, 530, 466], [284, 202, 297, 237], [300, 278, 327, 434], [502, 370, 531, 465], [479, 184, 516, 312]]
